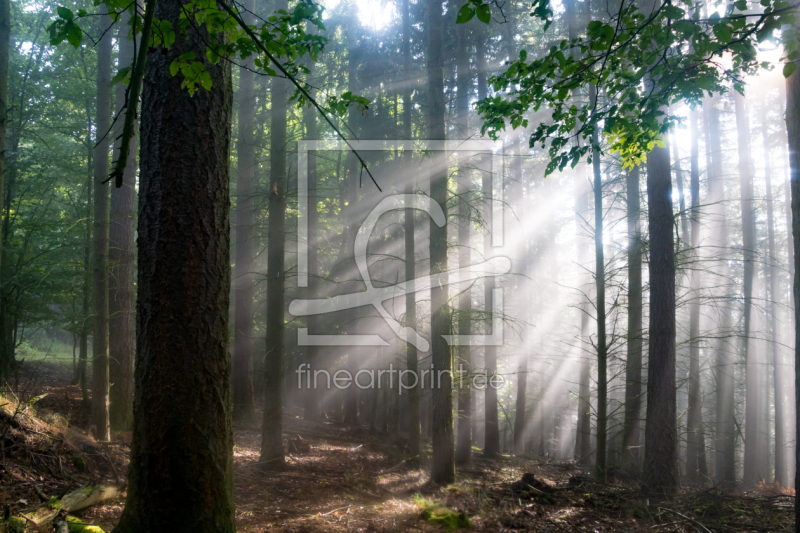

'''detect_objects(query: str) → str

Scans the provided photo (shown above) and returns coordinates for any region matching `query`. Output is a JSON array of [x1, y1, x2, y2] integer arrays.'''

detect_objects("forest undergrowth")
[[0, 360, 792, 533]]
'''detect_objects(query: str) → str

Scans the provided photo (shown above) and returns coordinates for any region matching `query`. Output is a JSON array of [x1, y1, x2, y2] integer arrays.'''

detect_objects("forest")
[[1, 0, 800, 530]]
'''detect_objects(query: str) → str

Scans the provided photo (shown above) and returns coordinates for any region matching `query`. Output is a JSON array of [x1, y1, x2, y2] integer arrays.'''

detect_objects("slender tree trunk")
[[622, 165, 643, 473], [260, 20, 288, 469], [402, 0, 420, 461], [91, 6, 112, 442], [735, 91, 759, 488], [762, 100, 787, 486], [427, 0, 453, 485], [671, 131, 689, 246], [79, 124, 92, 406], [454, 15, 472, 466], [590, 84, 607, 479], [685, 107, 707, 483], [642, 136, 677, 493], [108, 11, 136, 431], [784, 68, 800, 531], [232, 0, 257, 423], [0, 0, 7, 382], [112, 0, 234, 528]]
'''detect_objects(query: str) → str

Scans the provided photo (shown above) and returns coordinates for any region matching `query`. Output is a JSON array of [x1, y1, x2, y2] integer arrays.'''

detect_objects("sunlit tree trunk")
[[109, 10, 136, 431], [112, 0, 234, 527], [735, 91, 760, 487], [685, 107, 707, 483], [91, 5, 112, 442], [427, 0, 453, 485], [260, 11, 288, 468], [590, 84, 607, 479], [232, 0, 257, 423], [401, 0, 421, 461], [643, 132, 677, 493]]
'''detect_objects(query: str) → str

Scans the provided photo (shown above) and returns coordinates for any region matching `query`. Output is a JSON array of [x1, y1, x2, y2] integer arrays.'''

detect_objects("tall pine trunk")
[[427, 0, 454, 485], [232, 0, 257, 423], [109, 11, 136, 431], [260, 18, 288, 469], [91, 6, 112, 442], [112, 0, 235, 528], [735, 91, 760, 487], [642, 136, 677, 493], [0, 0, 7, 382]]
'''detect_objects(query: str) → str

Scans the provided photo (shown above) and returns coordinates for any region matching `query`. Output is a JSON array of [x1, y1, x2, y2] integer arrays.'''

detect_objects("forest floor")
[[0, 359, 794, 532]]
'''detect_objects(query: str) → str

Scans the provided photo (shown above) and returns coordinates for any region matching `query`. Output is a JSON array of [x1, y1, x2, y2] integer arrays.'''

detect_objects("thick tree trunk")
[[454, 16, 472, 466], [685, 107, 707, 483], [108, 12, 136, 431], [590, 84, 607, 479], [92, 6, 112, 442], [735, 92, 760, 488], [784, 67, 800, 531], [232, 0, 257, 423], [260, 26, 288, 469], [0, 0, 7, 382], [112, 0, 234, 528], [402, 0, 420, 461], [622, 165, 643, 474], [643, 138, 677, 493], [427, 0, 453, 485]]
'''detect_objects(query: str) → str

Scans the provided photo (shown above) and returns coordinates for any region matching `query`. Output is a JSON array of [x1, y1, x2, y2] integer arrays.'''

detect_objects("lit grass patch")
[[413, 494, 471, 532]]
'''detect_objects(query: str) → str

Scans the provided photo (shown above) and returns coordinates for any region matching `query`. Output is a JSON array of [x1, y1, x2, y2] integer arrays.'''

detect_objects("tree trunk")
[[454, 15, 472, 466], [92, 6, 112, 442], [427, 0, 453, 485], [260, 19, 288, 469], [79, 123, 92, 406], [642, 137, 677, 493], [735, 91, 759, 488], [108, 11, 136, 431], [590, 84, 607, 479], [0, 0, 7, 382], [112, 0, 234, 528], [232, 0, 257, 423], [762, 99, 787, 487], [622, 165, 643, 473], [783, 67, 800, 530], [402, 0, 420, 462], [685, 107, 707, 483]]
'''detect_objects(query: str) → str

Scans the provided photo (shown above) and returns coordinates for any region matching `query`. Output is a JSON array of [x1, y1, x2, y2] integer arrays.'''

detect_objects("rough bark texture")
[[402, 0, 420, 461], [92, 6, 112, 442], [643, 140, 677, 493], [622, 165, 643, 474], [454, 17, 472, 466], [784, 68, 800, 530], [0, 0, 7, 379], [427, 0, 454, 485], [685, 108, 707, 483], [112, 0, 235, 529], [477, 25, 499, 459], [109, 12, 136, 431], [232, 0, 257, 423], [735, 92, 760, 487], [260, 61, 288, 470], [590, 84, 607, 479]]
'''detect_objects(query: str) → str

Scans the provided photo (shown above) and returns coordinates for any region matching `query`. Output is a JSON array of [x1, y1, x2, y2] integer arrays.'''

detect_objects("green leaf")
[[784, 62, 797, 78], [111, 66, 131, 86], [663, 5, 685, 19], [66, 24, 82, 48], [169, 61, 180, 77], [476, 4, 491, 24], [456, 4, 475, 24], [57, 6, 73, 20], [734, 0, 748, 10]]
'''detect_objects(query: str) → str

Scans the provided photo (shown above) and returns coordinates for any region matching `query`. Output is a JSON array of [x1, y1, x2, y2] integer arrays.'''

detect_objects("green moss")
[[48, 496, 63, 509], [413, 495, 471, 532], [3, 516, 26, 533], [66, 516, 107, 533], [73, 455, 86, 472]]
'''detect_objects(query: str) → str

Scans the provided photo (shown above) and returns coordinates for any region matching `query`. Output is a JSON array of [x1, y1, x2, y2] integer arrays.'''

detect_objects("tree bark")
[[232, 0, 257, 423], [0, 0, 7, 382], [642, 138, 677, 493], [109, 10, 136, 431], [783, 67, 800, 530], [112, 0, 234, 528], [427, 0, 453, 485], [92, 6, 112, 442], [260, 8, 288, 469]]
